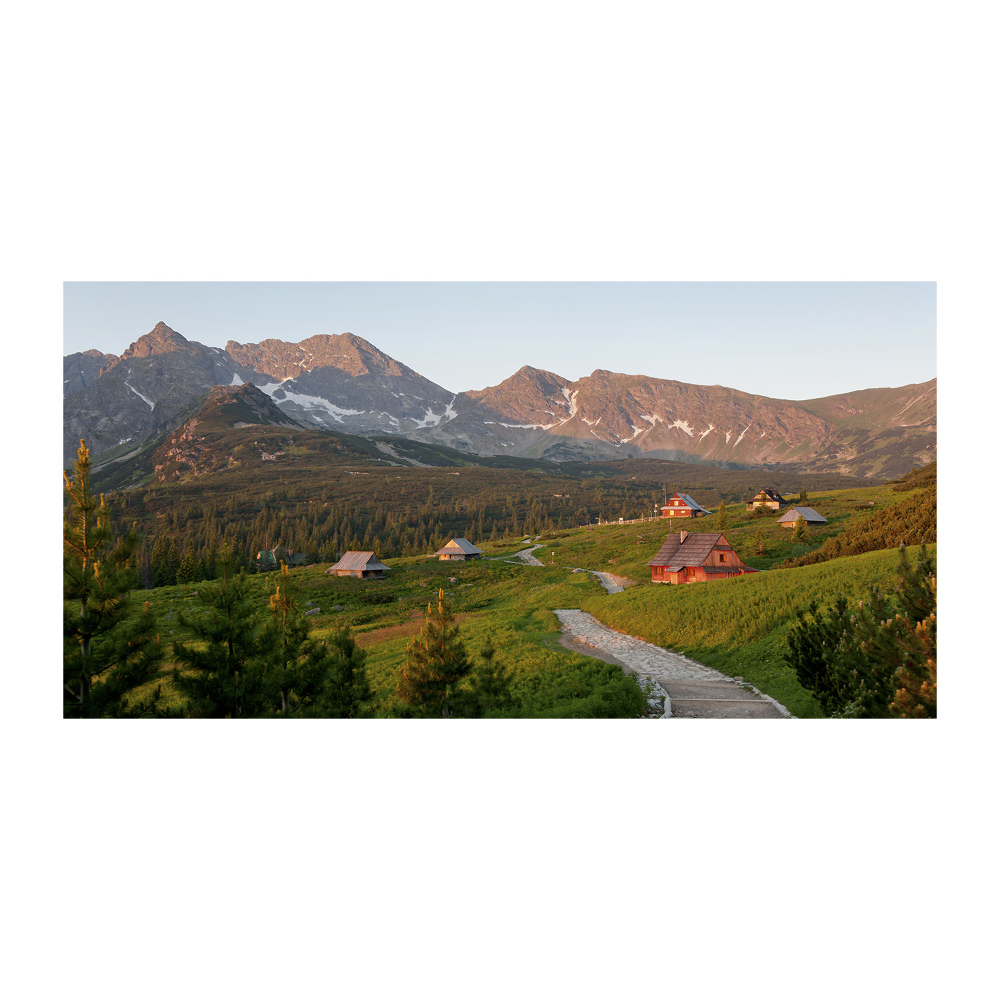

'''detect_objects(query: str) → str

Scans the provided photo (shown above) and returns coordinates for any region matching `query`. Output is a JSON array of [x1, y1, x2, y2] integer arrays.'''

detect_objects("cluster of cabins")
[[646, 488, 828, 585], [324, 537, 483, 578], [278, 486, 827, 588]]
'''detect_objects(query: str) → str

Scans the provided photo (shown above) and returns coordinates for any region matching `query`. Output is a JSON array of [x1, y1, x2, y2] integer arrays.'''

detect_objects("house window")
[[719, 552, 726, 563]]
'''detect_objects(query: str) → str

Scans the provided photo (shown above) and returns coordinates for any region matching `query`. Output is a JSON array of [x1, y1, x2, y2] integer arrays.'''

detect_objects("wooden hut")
[[646, 530, 758, 584], [777, 506, 828, 528], [660, 492, 711, 518], [433, 538, 483, 561], [325, 551, 390, 579], [747, 487, 789, 511]]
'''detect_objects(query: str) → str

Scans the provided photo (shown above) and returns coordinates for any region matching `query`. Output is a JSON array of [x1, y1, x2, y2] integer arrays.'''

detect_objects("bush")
[[776, 484, 935, 569], [784, 545, 936, 718]]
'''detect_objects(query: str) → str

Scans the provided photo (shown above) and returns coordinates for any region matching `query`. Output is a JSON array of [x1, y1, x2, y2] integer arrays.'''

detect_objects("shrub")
[[784, 545, 936, 718]]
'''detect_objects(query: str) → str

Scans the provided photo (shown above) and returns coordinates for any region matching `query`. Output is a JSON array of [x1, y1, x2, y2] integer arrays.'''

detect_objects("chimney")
[[679, 530, 688, 544]]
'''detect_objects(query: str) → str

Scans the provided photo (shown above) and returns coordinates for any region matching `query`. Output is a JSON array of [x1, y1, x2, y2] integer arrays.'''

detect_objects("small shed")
[[646, 530, 758, 584], [747, 487, 789, 511], [777, 506, 828, 528], [433, 538, 483, 561], [325, 551, 390, 579], [660, 492, 711, 518]]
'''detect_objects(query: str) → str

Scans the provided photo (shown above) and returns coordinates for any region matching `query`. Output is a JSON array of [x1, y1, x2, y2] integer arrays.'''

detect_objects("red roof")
[[646, 531, 754, 572]]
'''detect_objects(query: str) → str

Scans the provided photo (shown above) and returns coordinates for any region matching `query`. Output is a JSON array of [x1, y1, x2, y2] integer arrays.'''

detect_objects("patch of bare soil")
[[354, 612, 476, 648]]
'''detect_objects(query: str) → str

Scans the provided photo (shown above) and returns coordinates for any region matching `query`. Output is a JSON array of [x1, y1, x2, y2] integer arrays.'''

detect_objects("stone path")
[[516, 544, 545, 567], [552, 609, 791, 719]]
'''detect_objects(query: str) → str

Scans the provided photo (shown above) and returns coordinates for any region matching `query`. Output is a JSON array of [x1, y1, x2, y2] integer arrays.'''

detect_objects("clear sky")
[[63, 281, 935, 401]]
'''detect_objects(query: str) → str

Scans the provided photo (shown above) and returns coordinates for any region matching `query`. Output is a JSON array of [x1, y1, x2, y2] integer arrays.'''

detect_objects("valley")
[[64, 319, 937, 721]]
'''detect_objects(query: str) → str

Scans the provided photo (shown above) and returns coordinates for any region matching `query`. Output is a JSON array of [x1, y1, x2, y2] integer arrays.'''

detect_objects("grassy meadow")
[[110, 478, 933, 718], [118, 550, 648, 718]]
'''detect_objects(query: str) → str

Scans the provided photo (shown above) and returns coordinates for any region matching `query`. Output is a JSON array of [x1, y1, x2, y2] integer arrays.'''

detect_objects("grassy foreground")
[[575, 545, 933, 718], [117, 551, 648, 718], [109, 482, 932, 718]]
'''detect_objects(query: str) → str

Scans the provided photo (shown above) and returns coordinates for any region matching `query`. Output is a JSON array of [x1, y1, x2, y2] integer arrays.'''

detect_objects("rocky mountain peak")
[[225, 331, 416, 382], [104, 323, 196, 373]]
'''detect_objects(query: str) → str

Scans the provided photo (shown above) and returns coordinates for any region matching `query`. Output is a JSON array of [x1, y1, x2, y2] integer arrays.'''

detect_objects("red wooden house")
[[660, 492, 711, 518], [647, 530, 758, 584]]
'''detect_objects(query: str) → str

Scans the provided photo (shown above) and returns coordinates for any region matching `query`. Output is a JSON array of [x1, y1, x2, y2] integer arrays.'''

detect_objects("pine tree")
[[176, 541, 198, 584], [396, 589, 472, 717], [716, 498, 728, 530], [799, 488, 809, 503], [166, 538, 181, 585], [755, 526, 766, 557], [171, 546, 276, 717], [266, 561, 371, 716], [785, 545, 936, 718], [468, 638, 518, 716], [793, 514, 809, 541], [63, 440, 165, 717]]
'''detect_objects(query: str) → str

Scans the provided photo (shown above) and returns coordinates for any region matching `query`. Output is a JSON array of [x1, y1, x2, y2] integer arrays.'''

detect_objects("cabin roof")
[[647, 531, 729, 567], [777, 506, 828, 523], [434, 537, 483, 555], [327, 550, 389, 573], [661, 492, 711, 514]]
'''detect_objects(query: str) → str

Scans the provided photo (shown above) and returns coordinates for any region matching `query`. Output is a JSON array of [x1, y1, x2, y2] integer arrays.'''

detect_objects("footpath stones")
[[553, 609, 788, 719]]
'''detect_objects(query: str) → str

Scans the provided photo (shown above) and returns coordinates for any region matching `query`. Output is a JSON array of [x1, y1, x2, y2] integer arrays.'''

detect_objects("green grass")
[[113, 551, 647, 718], [572, 544, 934, 718], [107, 481, 932, 718]]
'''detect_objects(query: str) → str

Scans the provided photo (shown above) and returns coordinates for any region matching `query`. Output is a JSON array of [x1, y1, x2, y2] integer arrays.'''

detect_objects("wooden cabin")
[[325, 551, 390, 579], [646, 530, 758, 584], [433, 538, 483, 561], [747, 487, 789, 511], [777, 506, 828, 529], [660, 492, 711, 518]]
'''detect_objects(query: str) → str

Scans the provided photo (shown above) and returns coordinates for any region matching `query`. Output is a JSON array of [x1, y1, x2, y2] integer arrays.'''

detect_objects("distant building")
[[747, 488, 789, 511], [660, 492, 711, 518], [257, 545, 307, 571], [777, 506, 828, 528], [646, 530, 758, 584], [325, 551, 390, 579], [433, 538, 483, 561]]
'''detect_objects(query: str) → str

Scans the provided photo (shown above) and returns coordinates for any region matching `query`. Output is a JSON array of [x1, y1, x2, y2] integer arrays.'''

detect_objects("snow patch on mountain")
[[230, 373, 244, 386], [669, 419, 695, 437], [440, 395, 458, 424], [260, 382, 365, 422], [411, 405, 456, 429], [483, 420, 560, 430], [124, 382, 155, 409], [562, 388, 580, 419], [698, 424, 714, 443]]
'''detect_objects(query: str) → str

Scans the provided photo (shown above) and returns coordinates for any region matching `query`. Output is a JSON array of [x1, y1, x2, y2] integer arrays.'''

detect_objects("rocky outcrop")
[[63, 349, 117, 396]]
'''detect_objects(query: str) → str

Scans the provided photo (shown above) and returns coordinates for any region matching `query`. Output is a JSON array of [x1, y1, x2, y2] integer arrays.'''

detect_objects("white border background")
[[7, 2, 990, 997]]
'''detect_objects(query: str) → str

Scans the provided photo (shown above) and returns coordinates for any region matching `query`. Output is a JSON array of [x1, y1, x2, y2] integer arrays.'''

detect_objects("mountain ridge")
[[64, 322, 936, 479]]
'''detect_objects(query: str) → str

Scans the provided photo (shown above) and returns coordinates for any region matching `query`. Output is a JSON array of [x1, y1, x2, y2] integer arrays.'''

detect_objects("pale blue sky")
[[63, 282, 935, 401]]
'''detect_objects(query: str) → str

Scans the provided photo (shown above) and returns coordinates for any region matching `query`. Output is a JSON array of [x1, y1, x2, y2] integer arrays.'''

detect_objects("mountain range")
[[64, 322, 936, 479]]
